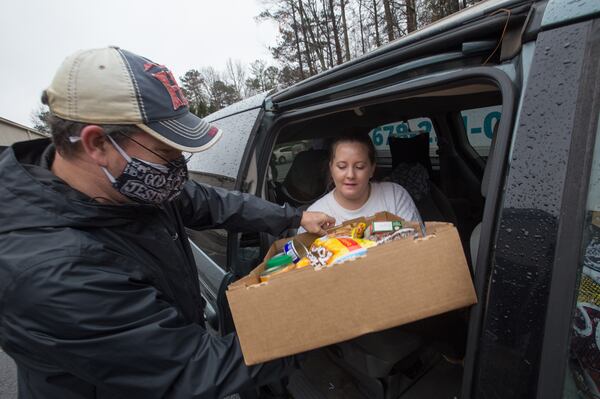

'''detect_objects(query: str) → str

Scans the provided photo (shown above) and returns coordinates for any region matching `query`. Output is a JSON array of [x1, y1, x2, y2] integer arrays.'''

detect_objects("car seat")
[[386, 133, 457, 224], [275, 149, 330, 208]]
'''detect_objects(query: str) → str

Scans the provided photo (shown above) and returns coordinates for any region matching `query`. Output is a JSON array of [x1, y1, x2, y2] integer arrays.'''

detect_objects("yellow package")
[[327, 222, 367, 239], [350, 222, 367, 239], [308, 237, 376, 267]]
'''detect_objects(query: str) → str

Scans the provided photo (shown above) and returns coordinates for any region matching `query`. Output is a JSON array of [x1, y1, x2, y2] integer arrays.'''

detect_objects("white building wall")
[[0, 117, 47, 146]]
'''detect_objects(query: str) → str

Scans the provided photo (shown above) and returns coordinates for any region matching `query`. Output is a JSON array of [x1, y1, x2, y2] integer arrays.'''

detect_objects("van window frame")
[[249, 66, 518, 388]]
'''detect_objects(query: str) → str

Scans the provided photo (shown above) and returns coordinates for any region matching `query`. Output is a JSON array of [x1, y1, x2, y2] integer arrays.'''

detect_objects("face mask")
[[102, 136, 188, 204]]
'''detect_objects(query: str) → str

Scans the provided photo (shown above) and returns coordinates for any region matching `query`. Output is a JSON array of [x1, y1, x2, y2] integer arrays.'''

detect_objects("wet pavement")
[[0, 348, 17, 398]]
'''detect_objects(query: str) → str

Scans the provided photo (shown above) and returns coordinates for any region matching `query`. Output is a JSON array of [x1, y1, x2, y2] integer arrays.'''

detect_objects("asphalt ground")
[[0, 348, 17, 399]]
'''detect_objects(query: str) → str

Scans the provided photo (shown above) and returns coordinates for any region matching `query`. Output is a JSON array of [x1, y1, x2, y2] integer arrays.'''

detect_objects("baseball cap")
[[45, 46, 221, 152]]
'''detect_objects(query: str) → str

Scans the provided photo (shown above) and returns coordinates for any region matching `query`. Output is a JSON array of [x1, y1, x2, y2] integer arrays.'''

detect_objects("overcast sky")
[[0, 0, 278, 127]]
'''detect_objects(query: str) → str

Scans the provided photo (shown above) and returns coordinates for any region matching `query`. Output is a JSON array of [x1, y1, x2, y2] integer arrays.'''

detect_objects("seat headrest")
[[388, 132, 433, 175], [386, 162, 430, 202], [282, 149, 330, 204]]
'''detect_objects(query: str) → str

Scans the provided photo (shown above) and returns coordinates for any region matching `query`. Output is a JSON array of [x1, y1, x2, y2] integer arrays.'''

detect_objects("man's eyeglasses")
[[69, 131, 193, 168], [113, 132, 193, 167]]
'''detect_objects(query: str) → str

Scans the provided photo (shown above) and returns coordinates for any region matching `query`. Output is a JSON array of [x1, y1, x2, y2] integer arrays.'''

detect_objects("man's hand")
[[300, 211, 336, 235]]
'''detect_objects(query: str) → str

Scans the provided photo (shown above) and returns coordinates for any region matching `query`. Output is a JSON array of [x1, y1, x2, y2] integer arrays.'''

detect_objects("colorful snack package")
[[350, 222, 367, 239], [308, 236, 376, 268]]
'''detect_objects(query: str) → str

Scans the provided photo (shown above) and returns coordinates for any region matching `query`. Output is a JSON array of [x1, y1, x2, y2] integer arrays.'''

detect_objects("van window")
[[564, 125, 600, 397], [270, 140, 313, 184], [368, 117, 438, 158], [460, 105, 502, 158], [186, 108, 260, 270], [187, 108, 260, 186]]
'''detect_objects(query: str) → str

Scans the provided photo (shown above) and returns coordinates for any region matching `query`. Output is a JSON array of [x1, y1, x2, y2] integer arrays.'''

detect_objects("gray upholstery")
[[387, 135, 457, 224], [471, 123, 499, 269], [278, 149, 330, 207]]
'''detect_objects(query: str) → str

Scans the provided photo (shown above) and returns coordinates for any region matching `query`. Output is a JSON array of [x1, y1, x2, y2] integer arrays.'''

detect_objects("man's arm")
[[2, 257, 298, 398], [177, 181, 334, 235]]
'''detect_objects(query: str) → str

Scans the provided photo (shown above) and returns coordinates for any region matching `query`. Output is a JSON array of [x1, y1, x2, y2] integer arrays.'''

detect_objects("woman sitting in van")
[[300, 133, 422, 229], [301, 133, 466, 363]]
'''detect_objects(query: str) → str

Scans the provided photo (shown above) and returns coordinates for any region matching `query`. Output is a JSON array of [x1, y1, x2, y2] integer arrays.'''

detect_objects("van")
[[186, 0, 600, 397]]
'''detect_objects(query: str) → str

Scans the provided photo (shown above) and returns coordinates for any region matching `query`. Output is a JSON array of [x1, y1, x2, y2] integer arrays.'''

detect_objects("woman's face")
[[330, 141, 376, 203]]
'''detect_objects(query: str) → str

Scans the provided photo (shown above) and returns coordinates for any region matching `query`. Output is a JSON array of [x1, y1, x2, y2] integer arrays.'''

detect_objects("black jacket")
[[0, 139, 303, 398]]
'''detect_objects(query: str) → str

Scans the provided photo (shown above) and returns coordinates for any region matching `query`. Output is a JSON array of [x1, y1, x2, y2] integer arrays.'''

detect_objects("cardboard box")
[[226, 212, 477, 365]]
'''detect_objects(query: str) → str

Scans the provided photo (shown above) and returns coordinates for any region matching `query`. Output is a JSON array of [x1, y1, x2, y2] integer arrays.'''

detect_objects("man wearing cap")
[[0, 47, 334, 398]]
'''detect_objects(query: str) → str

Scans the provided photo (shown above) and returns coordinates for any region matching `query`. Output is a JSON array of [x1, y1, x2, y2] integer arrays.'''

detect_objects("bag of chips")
[[306, 236, 376, 268]]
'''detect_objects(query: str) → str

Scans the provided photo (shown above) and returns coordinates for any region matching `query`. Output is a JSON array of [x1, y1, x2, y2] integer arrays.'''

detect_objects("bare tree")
[[288, 2, 306, 79], [225, 59, 247, 98], [320, 0, 335, 67], [372, 0, 382, 47], [357, 0, 366, 53], [382, 0, 395, 41], [254, 0, 482, 89], [327, 0, 344, 64], [298, 0, 327, 71], [292, 1, 316, 75], [406, 0, 417, 32], [307, 0, 331, 68], [245, 60, 281, 95], [340, 0, 351, 61]]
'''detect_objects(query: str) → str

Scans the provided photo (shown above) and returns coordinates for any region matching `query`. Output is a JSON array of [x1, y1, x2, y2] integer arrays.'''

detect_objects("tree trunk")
[[290, 2, 306, 79], [406, 0, 417, 33], [358, 0, 366, 54], [299, 0, 326, 71], [382, 0, 394, 42], [320, 0, 335, 67], [293, 1, 316, 75], [340, 0, 351, 61], [327, 0, 344, 65], [390, 3, 403, 37], [309, 0, 333, 68], [372, 0, 381, 47]]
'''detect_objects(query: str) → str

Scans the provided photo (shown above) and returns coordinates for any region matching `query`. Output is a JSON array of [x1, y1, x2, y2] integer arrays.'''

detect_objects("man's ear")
[[79, 125, 109, 166]]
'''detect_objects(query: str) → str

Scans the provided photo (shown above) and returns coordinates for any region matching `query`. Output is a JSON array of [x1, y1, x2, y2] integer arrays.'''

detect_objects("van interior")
[[259, 80, 503, 398]]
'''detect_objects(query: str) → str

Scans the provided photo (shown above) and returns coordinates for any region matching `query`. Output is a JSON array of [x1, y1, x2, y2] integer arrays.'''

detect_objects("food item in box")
[[350, 222, 367, 239], [265, 253, 293, 270], [375, 227, 418, 245], [364, 220, 404, 241], [307, 236, 376, 268], [283, 239, 309, 264], [296, 257, 312, 268], [260, 254, 295, 282], [326, 222, 367, 239]]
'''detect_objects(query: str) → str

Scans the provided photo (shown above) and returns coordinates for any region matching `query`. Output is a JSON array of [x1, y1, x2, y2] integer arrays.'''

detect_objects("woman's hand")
[[300, 212, 336, 235]]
